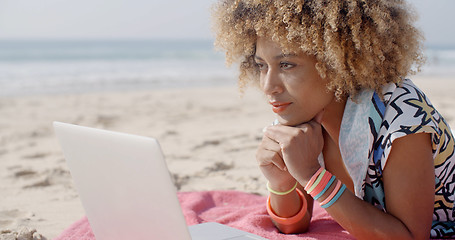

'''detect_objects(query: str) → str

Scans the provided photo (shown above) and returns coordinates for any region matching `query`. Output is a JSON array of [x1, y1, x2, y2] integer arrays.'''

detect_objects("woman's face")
[[254, 38, 334, 126]]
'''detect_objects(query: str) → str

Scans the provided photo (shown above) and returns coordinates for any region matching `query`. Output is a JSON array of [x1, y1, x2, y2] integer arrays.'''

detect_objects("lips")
[[269, 101, 292, 114]]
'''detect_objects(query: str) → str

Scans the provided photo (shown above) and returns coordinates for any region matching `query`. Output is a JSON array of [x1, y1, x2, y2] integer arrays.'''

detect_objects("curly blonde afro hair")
[[212, 0, 425, 98]]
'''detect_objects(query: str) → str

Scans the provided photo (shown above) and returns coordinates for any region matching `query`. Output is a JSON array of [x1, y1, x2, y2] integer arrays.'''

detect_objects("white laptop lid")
[[54, 122, 192, 240]]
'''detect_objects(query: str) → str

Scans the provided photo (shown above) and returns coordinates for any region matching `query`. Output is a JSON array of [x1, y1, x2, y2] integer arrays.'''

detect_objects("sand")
[[1, 76, 454, 239]]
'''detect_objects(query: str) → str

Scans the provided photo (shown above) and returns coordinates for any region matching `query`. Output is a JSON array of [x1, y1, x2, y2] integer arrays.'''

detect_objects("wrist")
[[267, 188, 307, 225], [267, 181, 298, 196], [297, 166, 322, 187], [267, 179, 297, 193], [301, 168, 347, 209]]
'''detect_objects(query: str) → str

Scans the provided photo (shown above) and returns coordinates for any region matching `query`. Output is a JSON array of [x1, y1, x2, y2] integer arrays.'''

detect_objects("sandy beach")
[[1, 76, 454, 239]]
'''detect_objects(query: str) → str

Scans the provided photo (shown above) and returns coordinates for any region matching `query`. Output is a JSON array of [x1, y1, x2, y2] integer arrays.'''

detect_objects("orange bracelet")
[[309, 170, 332, 198], [304, 167, 324, 191], [266, 188, 307, 225]]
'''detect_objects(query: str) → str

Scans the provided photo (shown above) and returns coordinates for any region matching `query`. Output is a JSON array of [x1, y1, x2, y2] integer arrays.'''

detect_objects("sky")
[[0, 0, 454, 46]]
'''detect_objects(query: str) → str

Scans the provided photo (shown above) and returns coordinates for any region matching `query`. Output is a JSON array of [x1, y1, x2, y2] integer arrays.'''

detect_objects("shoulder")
[[381, 79, 428, 107], [379, 79, 439, 133], [372, 79, 443, 168]]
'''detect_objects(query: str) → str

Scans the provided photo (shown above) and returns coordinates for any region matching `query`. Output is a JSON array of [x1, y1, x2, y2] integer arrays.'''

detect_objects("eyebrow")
[[254, 53, 298, 61]]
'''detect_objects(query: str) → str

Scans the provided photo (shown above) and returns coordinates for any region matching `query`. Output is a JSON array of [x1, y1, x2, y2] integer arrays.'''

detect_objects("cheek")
[[294, 84, 332, 109], [257, 72, 268, 88], [258, 76, 265, 90]]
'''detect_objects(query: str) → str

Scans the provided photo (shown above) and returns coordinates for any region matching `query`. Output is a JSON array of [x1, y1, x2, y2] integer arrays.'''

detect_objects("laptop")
[[53, 122, 267, 240]]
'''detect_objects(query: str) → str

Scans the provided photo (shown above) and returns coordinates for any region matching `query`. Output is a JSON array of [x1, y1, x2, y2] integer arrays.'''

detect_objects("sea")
[[0, 39, 454, 97], [0, 39, 237, 97]]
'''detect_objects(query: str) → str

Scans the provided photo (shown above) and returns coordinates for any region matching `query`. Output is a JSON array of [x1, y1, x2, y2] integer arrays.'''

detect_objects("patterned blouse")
[[337, 79, 455, 238]]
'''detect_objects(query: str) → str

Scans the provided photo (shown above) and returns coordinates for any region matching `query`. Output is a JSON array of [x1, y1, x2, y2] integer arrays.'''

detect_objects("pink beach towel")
[[54, 190, 353, 240]]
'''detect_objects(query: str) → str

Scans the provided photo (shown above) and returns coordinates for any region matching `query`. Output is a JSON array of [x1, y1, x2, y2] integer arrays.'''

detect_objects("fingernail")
[[262, 126, 268, 133]]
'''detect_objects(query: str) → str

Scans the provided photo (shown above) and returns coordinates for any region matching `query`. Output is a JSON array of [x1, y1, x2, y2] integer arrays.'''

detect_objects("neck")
[[321, 96, 347, 145]]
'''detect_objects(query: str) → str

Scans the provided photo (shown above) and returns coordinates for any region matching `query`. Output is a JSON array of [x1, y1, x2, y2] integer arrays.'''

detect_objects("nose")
[[261, 68, 283, 96]]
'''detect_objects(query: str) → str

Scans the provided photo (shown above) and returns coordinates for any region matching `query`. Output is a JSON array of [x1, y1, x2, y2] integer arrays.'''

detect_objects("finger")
[[259, 134, 285, 167], [257, 149, 287, 171], [263, 125, 296, 144], [261, 134, 282, 153], [306, 118, 322, 132], [268, 150, 287, 171], [296, 120, 321, 133]]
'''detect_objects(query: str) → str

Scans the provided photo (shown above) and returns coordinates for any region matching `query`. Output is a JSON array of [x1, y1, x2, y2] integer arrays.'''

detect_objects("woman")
[[212, 0, 455, 238]]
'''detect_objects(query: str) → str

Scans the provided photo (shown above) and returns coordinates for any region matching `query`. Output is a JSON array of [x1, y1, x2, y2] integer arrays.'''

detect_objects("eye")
[[256, 62, 267, 71], [280, 62, 295, 70]]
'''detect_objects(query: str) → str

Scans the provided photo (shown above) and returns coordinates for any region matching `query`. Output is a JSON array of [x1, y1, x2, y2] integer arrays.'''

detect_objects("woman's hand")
[[256, 128, 296, 191], [259, 119, 324, 187]]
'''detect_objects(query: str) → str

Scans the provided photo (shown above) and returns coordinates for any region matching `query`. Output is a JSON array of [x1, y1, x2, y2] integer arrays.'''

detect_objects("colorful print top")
[[338, 79, 455, 238]]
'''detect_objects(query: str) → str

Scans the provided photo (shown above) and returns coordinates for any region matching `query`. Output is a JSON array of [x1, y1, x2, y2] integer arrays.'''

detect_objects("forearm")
[[323, 133, 434, 240], [322, 186, 427, 240], [268, 185, 314, 234], [268, 175, 429, 239]]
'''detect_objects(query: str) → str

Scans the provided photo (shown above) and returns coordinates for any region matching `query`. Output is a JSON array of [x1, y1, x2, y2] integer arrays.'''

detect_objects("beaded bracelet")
[[266, 188, 307, 225], [267, 181, 298, 196]]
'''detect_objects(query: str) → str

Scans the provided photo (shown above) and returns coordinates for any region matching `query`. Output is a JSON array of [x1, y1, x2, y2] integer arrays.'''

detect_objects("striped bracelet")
[[314, 175, 336, 200], [320, 180, 346, 208], [304, 168, 346, 208]]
